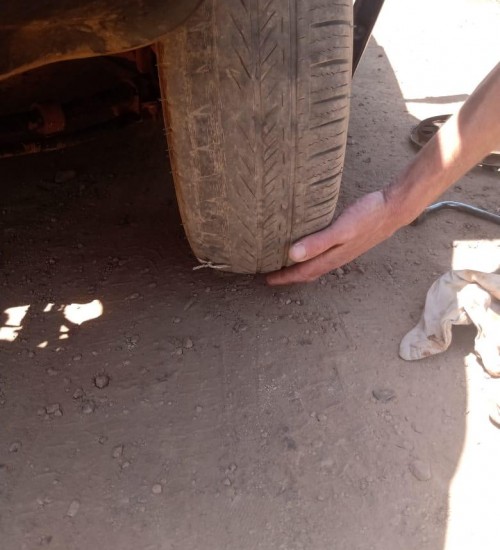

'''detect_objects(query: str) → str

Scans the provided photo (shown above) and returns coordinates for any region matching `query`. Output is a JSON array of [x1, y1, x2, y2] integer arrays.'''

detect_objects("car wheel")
[[157, 0, 352, 273]]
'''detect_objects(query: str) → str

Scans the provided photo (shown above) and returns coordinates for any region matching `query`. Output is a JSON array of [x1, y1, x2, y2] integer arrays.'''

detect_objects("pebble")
[[335, 268, 345, 277], [173, 317, 181, 324], [222, 478, 232, 486], [39, 535, 53, 546], [183, 337, 193, 349], [46, 403, 62, 415], [73, 354, 82, 362], [81, 401, 95, 415], [320, 458, 334, 469], [55, 169, 77, 184], [66, 499, 80, 517], [46, 367, 58, 376], [151, 483, 163, 495], [112, 445, 124, 459], [98, 435, 108, 445], [409, 459, 432, 481], [195, 405, 203, 413], [9, 441, 21, 453], [372, 388, 396, 403], [72, 388, 85, 400], [121, 461, 131, 470], [411, 422, 423, 434], [37, 406, 47, 416], [94, 374, 110, 389]]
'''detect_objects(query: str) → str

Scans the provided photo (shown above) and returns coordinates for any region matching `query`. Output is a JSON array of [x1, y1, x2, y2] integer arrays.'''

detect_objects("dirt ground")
[[1, 1, 499, 549]]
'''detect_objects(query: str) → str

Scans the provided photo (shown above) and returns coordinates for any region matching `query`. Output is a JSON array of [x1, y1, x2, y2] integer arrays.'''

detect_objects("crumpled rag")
[[400, 270, 500, 376]]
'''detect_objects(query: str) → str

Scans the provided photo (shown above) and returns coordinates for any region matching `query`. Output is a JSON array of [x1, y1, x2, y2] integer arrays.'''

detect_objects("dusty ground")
[[1, 1, 499, 549]]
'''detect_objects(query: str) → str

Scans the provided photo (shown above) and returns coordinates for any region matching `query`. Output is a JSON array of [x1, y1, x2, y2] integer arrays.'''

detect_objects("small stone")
[[227, 463, 237, 473], [174, 348, 183, 356], [66, 499, 80, 517], [285, 299, 292, 305], [53, 409, 63, 417], [98, 435, 108, 445], [112, 445, 124, 459], [195, 405, 203, 413], [72, 354, 82, 362], [183, 338, 193, 349], [46, 367, 58, 376], [121, 461, 131, 470], [46, 403, 62, 415], [94, 374, 110, 389], [335, 268, 345, 277], [409, 459, 432, 481], [72, 388, 85, 400], [222, 478, 232, 486], [411, 422, 423, 434], [36, 496, 50, 506], [320, 458, 334, 469], [9, 441, 21, 453], [55, 169, 77, 184], [129, 292, 140, 300], [151, 483, 163, 495], [37, 406, 47, 416], [173, 317, 181, 324], [81, 401, 95, 415], [39, 535, 53, 546], [372, 388, 396, 403]]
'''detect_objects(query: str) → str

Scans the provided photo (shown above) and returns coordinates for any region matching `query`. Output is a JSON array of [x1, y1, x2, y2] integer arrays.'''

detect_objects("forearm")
[[384, 62, 500, 227]]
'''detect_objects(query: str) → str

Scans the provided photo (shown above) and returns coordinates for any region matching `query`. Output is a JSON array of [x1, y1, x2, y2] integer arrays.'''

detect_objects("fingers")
[[267, 244, 349, 286], [266, 262, 318, 286]]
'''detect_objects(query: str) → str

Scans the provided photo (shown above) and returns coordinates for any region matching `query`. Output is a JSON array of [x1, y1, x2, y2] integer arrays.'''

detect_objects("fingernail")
[[290, 243, 306, 262]]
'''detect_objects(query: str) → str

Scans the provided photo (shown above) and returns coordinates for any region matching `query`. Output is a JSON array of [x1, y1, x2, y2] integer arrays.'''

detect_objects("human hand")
[[266, 190, 400, 285]]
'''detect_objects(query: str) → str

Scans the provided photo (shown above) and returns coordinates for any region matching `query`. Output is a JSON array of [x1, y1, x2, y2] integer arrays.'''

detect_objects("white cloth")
[[400, 270, 500, 376]]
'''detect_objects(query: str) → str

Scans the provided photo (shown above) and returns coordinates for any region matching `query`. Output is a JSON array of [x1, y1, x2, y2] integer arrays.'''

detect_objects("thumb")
[[289, 222, 342, 263]]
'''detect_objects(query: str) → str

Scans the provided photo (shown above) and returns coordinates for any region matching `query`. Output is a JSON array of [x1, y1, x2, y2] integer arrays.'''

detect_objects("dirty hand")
[[266, 190, 400, 286]]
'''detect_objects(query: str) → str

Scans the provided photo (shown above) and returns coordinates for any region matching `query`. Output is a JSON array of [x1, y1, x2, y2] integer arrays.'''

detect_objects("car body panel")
[[0, 0, 202, 80]]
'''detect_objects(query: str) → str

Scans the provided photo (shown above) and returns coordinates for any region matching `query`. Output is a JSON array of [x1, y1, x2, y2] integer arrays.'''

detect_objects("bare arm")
[[267, 62, 500, 286]]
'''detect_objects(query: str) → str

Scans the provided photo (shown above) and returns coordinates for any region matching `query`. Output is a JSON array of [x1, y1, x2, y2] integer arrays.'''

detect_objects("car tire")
[[157, 0, 353, 273]]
